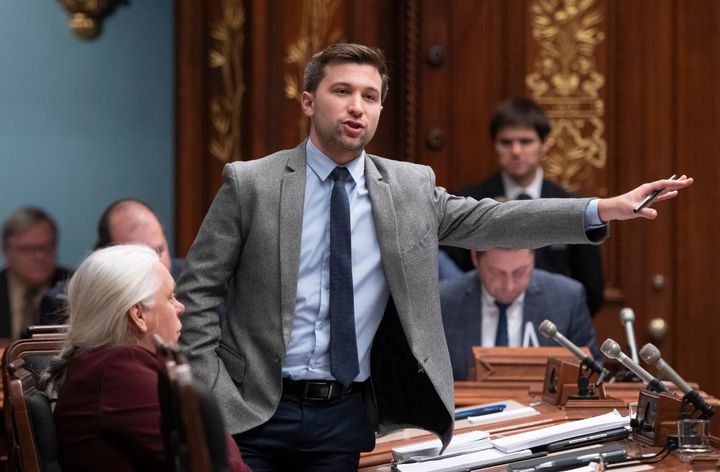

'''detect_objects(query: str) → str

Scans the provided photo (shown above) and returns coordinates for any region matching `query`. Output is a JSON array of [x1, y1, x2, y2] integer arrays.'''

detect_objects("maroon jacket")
[[54, 344, 250, 472]]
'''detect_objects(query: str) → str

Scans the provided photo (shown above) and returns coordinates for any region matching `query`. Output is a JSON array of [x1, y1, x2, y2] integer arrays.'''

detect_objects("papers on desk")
[[467, 405, 541, 425], [393, 447, 535, 472], [491, 410, 630, 453], [391, 430, 490, 463]]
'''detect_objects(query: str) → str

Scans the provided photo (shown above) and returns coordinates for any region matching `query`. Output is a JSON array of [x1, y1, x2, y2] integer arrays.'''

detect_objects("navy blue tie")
[[494, 301, 510, 347], [329, 167, 359, 386]]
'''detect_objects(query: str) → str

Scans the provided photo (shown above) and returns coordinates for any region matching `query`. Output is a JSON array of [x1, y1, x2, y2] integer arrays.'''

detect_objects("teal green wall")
[[0, 1, 174, 269]]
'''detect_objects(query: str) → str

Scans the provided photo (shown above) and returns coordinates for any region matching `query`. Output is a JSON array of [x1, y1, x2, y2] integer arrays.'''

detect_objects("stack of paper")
[[491, 410, 630, 453], [394, 447, 534, 472], [468, 406, 540, 425], [391, 430, 490, 463]]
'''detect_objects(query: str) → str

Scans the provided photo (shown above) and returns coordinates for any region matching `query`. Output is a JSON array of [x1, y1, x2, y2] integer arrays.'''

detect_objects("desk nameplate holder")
[[472, 346, 585, 382], [632, 389, 683, 446]]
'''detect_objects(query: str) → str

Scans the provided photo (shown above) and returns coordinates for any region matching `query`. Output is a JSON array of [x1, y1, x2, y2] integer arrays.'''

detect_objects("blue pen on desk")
[[454, 403, 506, 420]]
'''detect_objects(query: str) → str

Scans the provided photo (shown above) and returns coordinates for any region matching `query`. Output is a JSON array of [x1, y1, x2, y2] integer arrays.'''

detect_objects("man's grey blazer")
[[440, 270, 600, 380], [177, 141, 606, 448]]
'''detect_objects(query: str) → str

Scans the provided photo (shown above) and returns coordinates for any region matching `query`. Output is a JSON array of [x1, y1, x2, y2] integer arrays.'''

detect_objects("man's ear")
[[301, 91, 314, 118], [127, 303, 148, 333]]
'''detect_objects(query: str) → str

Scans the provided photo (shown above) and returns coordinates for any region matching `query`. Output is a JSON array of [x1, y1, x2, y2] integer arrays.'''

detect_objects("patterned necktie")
[[494, 300, 510, 347], [328, 167, 359, 386]]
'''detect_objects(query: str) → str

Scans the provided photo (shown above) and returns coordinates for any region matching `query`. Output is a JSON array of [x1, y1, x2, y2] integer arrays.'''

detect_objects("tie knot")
[[494, 300, 510, 312], [516, 193, 532, 200], [330, 167, 352, 183]]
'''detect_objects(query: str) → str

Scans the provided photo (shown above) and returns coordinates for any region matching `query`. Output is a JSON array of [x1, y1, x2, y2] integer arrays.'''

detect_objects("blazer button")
[[274, 355, 281, 364]]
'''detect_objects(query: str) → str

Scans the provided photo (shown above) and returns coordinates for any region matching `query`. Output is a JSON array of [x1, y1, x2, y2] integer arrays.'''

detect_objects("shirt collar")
[[306, 138, 365, 184], [480, 283, 526, 310], [501, 168, 544, 200]]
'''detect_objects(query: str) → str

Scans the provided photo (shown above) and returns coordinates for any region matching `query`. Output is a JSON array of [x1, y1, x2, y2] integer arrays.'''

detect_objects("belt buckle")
[[303, 381, 334, 401]]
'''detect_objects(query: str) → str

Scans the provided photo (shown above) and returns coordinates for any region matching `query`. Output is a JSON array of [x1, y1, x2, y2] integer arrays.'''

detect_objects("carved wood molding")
[[526, 0, 607, 192]]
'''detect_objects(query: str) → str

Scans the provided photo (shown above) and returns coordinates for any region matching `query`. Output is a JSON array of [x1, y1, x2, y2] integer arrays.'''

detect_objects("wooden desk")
[[361, 425, 720, 471]]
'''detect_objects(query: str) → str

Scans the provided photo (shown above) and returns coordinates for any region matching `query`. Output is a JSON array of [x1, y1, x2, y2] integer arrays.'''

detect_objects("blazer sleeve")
[[177, 163, 246, 390], [435, 188, 606, 251]]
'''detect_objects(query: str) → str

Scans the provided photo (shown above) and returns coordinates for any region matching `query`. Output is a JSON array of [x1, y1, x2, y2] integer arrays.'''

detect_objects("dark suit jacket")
[[178, 141, 606, 448], [441, 173, 605, 315], [0, 267, 70, 338], [440, 270, 600, 380]]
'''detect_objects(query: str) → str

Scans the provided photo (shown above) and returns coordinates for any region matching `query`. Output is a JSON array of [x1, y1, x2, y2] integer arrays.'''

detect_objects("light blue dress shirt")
[[282, 139, 390, 382]]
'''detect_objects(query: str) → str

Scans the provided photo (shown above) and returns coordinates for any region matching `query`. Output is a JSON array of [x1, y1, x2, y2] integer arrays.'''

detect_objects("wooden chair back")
[[154, 335, 226, 472]]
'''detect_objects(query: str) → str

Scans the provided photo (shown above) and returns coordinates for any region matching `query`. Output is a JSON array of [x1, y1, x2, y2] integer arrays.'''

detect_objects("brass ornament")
[[208, 0, 245, 163], [57, 0, 122, 39], [527, 0, 607, 191]]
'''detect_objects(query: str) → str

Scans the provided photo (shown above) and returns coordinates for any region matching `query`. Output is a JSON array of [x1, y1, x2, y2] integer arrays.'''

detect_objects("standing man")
[[177, 43, 691, 471], [0, 207, 70, 338], [440, 248, 599, 380], [442, 97, 605, 315]]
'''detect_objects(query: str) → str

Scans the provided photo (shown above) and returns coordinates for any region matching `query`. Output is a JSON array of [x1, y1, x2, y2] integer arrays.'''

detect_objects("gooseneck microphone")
[[620, 307, 639, 363], [639, 343, 714, 419], [539, 320, 609, 385], [600, 338, 669, 393]]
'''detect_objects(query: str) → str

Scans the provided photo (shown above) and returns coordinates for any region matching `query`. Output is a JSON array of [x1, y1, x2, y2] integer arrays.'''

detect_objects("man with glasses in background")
[[0, 207, 70, 338]]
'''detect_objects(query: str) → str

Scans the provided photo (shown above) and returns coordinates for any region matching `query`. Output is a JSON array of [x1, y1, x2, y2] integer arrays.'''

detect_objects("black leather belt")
[[282, 378, 361, 402]]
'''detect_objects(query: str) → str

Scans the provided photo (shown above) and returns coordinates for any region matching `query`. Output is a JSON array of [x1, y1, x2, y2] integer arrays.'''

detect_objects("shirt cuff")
[[584, 198, 605, 229]]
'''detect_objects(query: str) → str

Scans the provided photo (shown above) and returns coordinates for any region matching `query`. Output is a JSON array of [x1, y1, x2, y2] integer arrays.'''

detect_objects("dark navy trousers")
[[234, 389, 375, 471]]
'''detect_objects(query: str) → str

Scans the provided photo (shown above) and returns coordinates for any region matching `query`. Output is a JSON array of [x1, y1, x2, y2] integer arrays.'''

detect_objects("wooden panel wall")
[[175, 0, 720, 396]]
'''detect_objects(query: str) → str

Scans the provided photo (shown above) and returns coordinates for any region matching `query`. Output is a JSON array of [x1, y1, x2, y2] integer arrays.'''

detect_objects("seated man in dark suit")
[[440, 247, 599, 380], [441, 97, 604, 316], [0, 207, 70, 338]]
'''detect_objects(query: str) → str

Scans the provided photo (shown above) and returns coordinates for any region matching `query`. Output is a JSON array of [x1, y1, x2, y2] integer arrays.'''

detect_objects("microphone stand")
[[678, 391, 715, 420], [568, 359, 605, 400]]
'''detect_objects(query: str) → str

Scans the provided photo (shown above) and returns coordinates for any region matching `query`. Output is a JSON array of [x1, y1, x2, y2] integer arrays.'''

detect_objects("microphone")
[[600, 338, 669, 393], [620, 307, 639, 363], [539, 320, 609, 384], [639, 343, 714, 419]]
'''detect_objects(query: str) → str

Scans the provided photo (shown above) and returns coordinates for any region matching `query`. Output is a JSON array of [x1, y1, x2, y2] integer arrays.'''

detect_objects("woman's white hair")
[[66, 243, 161, 347], [42, 244, 161, 395]]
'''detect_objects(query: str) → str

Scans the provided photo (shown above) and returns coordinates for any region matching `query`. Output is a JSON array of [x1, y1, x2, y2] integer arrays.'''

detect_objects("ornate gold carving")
[[526, 0, 606, 191], [208, 0, 245, 163], [284, 0, 345, 139]]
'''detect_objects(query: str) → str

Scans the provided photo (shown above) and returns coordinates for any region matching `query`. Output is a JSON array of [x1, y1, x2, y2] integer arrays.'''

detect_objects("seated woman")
[[41, 244, 250, 472]]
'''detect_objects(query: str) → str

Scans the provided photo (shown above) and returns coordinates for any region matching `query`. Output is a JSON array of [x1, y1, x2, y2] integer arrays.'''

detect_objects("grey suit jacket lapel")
[[365, 156, 406, 307], [279, 145, 307, 347]]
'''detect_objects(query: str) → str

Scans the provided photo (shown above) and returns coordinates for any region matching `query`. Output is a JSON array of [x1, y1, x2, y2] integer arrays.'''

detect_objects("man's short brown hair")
[[303, 43, 389, 102]]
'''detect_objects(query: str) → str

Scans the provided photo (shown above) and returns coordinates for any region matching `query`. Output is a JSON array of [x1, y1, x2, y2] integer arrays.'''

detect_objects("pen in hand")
[[633, 174, 677, 213]]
